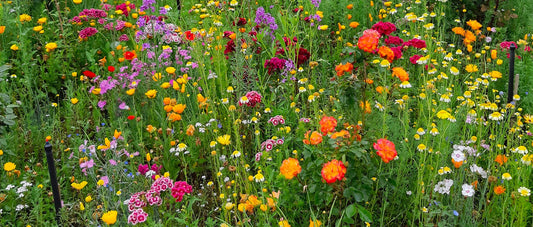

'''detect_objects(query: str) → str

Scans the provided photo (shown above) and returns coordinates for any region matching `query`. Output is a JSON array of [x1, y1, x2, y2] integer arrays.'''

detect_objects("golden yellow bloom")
[[71, 181, 88, 190], [73, 0, 82, 4], [166, 67, 176, 74], [217, 135, 231, 145], [145, 89, 157, 98], [19, 14, 32, 22], [71, 98, 79, 104], [45, 43, 58, 52], [4, 162, 16, 171], [126, 88, 135, 95], [10, 44, 19, 51], [85, 195, 93, 202], [101, 210, 117, 225], [37, 17, 47, 24]]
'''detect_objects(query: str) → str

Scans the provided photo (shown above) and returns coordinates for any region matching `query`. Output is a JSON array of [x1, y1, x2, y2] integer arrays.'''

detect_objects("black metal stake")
[[45, 142, 62, 225], [507, 43, 516, 103]]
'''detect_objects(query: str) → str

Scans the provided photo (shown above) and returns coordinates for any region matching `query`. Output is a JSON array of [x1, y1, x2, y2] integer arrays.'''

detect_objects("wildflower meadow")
[[1, 0, 533, 226]]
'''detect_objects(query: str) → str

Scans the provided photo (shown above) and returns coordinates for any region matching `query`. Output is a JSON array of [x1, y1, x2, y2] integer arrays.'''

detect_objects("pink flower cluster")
[[261, 138, 284, 151], [240, 91, 262, 107], [79, 27, 98, 39], [126, 177, 182, 225], [127, 191, 148, 211], [128, 209, 148, 225], [171, 181, 193, 202], [268, 115, 285, 126]]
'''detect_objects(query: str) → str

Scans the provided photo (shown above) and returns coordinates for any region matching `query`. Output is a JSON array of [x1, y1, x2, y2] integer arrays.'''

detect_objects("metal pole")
[[45, 142, 62, 225], [507, 43, 516, 103]]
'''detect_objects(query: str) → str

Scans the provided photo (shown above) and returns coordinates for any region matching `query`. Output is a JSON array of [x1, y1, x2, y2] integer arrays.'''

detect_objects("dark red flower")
[[385, 36, 404, 47], [404, 38, 427, 49], [83, 70, 96, 79], [107, 66, 115, 72], [372, 22, 397, 36], [296, 48, 310, 66], [233, 17, 247, 26]]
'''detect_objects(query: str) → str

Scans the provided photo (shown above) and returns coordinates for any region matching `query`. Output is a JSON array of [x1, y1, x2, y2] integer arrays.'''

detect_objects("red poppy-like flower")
[[321, 160, 346, 184], [127, 115, 135, 120], [184, 31, 195, 41], [124, 51, 136, 60], [107, 66, 115, 72], [83, 70, 96, 79], [373, 138, 397, 163], [319, 116, 337, 135]]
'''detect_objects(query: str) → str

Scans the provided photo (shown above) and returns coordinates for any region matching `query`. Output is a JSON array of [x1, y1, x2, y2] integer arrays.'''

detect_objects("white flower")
[[462, 184, 475, 197], [518, 187, 531, 197], [469, 164, 488, 178], [451, 150, 466, 162], [434, 179, 453, 195], [6, 184, 15, 190]]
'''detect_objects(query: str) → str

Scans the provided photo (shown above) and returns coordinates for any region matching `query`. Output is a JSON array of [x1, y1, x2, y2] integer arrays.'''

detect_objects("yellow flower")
[[19, 14, 32, 22], [436, 110, 451, 119], [97, 180, 105, 186], [279, 220, 291, 227], [217, 134, 231, 145], [37, 17, 47, 24], [145, 89, 157, 98], [0, 150, 3, 156], [71, 181, 88, 190], [101, 210, 118, 225], [79, 202, 85, 211], [309, 219, 322, 227], [73, 0, 82, 4], [71, 98, 79, 104], [126, 88, 135, 95], [4, 162, 16, 171], [465, 64, 478, 73], [45, 43, 58, 52], [10, 44, 19, 51], [318, 25, 328, 30], [33, 26, 43, 32], [166, 67, 176, 74], [92, 88, 101, 95], [85, 195, 93, 202]]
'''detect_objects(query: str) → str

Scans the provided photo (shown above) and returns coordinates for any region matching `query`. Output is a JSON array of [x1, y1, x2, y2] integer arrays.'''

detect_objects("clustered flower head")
[[374, 138, 397, 163], [171, 181, 193, 202], [280, 158, 302, 180], [321, 159, 346, 184]]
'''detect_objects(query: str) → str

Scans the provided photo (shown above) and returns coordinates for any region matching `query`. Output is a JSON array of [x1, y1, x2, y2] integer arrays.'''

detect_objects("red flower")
[[127, 115, 135, 120], [184, 31, 195, 41], [124, 51, 136, 60], [373, 138, 397, 163], [83, 70, 96, 79], [107, 66, 115, 72], [321, 160, 346, 184]]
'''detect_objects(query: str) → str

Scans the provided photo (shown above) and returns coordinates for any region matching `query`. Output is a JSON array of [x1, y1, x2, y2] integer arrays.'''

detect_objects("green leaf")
[[357, 204, 372, 223], [346, 204, 356, 218]]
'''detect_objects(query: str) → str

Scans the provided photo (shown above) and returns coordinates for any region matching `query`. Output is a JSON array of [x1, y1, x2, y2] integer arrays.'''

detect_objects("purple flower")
[[97, 100, 107, 110], [119, 102, 130, 110], [310, 0, 321, 8], [79, 27, 98, 39], [109, 159, 117, 165]]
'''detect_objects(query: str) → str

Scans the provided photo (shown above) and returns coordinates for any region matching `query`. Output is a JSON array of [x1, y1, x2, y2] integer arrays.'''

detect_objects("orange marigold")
[[330, 130, 350, 139], [303, 131, 323, 145], [451, 158, 463, 168], [321, 160, 347, 184], [335, 62, 354, 76], [494, 154, 508, 166], [280, 158, 302, 180], [373, 138, 397, 163], [452, 27, 465, 36], [392, 67, 409, 82], [319, 116, 337, 135], [378, 46, 395, 62], [357, 30, 380, 53], [494, 185, 505, 195], [466, 20, 482, 30]]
